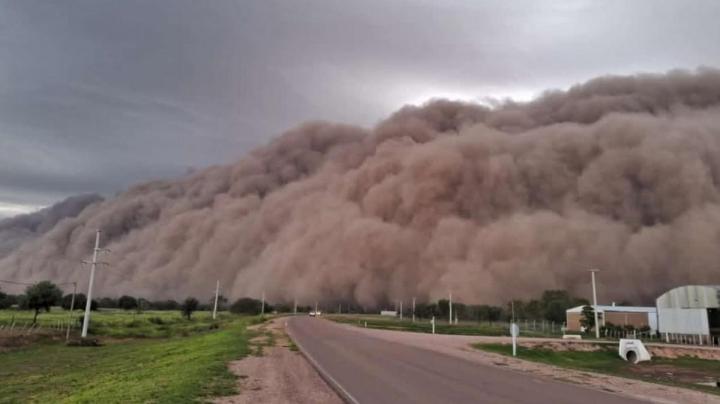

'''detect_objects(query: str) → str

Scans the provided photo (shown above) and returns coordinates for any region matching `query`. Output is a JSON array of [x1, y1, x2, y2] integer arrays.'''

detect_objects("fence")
[[0, 317, 80, 337]]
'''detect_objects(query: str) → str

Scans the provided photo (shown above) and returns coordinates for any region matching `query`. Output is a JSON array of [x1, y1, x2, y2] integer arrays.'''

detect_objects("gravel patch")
[[214, 318, 342, 404]]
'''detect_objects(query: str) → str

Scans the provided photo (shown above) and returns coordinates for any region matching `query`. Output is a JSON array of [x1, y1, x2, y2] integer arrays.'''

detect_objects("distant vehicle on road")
[[309, 311, 322, 317]]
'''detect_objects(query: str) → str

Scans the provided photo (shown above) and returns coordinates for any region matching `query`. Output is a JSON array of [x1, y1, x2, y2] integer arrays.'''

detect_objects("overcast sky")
[[1, 0, 719, 218]]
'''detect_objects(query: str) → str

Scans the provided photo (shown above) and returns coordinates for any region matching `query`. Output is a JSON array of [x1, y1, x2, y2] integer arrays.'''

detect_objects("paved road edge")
[[285, 318, 360, 404]]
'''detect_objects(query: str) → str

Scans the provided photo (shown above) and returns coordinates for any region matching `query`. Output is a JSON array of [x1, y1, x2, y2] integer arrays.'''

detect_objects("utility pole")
[[449, 291, 453, 325], [399, 301, 403, 321], [294, 298, 297, 315], [65, 282, 77, 341], [589, 269, 600, 339], [315, 301, 318, 315], [212, 280, 220, 320], [261, 291, 265, 316], [81, 230, 101, 338], [412, 297, 416, 322]]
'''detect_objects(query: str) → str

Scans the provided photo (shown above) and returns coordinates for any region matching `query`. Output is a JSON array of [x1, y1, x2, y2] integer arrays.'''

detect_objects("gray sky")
[[2, 0, 719, 218]]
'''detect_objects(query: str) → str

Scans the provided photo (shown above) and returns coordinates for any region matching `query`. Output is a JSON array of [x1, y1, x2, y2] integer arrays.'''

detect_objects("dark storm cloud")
[[5, 69, 720, 305], [1, 0, 720, 217]]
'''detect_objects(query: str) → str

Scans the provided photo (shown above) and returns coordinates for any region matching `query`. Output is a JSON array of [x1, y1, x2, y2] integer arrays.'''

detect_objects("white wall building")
[[656, 285, 720, 339]]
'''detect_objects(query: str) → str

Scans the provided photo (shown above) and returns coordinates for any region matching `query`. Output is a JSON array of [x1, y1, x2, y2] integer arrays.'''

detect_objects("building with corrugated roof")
[[656, 285, 720, 340]]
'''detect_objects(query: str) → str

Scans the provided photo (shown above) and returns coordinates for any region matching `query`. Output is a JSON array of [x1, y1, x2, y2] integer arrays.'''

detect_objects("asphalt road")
[[286, 317, 648, 404]]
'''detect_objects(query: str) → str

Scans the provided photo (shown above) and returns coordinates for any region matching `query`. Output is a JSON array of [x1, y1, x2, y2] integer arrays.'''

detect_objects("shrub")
[[148, 317, 165, 325]]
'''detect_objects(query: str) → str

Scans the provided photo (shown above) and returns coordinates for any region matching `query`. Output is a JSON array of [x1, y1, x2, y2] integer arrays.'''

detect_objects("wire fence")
[[0, 317, 79, 337]]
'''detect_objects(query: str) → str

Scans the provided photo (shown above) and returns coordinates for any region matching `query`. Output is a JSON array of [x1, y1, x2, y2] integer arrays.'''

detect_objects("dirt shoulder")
[[213, 317, 342, 404], [336, 320, 720, 404]]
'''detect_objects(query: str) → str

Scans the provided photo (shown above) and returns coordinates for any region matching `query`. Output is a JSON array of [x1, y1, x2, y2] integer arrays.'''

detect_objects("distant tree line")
[[3, 281, 590, 326], [391, 290, 589, 323]]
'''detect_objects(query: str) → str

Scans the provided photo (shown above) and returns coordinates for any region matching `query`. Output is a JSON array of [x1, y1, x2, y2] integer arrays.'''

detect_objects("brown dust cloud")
[[3, 68, 720, 306]]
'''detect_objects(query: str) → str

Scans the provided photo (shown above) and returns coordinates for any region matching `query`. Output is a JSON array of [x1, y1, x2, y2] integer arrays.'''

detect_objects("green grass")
[[0, 316, 262, 403], [327, 314, 561, 337], [0, 309, 234, 338], [475, 343, 720, 395], [477, 343, 627, 372]]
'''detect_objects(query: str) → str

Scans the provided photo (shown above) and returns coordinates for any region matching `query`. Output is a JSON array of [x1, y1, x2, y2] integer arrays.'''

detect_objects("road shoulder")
[[213, 317, 343, 404]]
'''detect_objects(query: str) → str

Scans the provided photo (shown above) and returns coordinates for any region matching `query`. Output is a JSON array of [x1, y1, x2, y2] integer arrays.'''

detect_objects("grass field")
[[327, 314, 562, 337], [0, 308, 234, 338], [475, 343, 720, 395], [0, 309, 264, 403]]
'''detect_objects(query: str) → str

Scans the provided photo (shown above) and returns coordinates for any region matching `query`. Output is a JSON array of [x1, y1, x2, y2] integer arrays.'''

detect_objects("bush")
[[148, 317, 165, 325], [0, 289, 12, 309]]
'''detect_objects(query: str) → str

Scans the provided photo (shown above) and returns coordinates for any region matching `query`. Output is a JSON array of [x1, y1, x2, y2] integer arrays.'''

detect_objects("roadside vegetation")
[[0, 315, 263, 403], [475, 343, 720, 396], [0, 308, 237, 338], [328, 314, 563, 337], [324, 289, 589, 337], [0, 280, 284, 403]]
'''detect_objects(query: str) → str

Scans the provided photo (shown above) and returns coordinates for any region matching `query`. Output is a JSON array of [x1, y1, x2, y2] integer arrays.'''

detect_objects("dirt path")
[[338, 321, 720, 404], [213, 317, 342, 404]]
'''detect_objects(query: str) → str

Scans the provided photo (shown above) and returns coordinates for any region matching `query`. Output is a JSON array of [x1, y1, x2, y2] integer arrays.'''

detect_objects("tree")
[[540, 290, 589, 323], [230, 297, 263, 315], [209, 295, 228, 311], [16, 294, 29, 310], [137, 298, 150, 313], [505, 299, 543, 320], [414, 302, 439, 319], [579, 305, 595, 333], [181, 297, 199, 320], [544, 300, 569, 323], [524, 299, 543, 319], [152, 299, 179, 310], [118, 295, 138, 310], [98, 297, 118, 308], [25, 281, 63, 324], [61, 293, 97, 311], [437, 299, 450, 319], [0, 288, 10, 309], [473, 304, 503, 322]]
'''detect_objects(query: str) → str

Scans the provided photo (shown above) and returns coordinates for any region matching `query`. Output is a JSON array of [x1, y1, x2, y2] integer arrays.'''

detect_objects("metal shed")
[[656, 285, 720, 338]]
